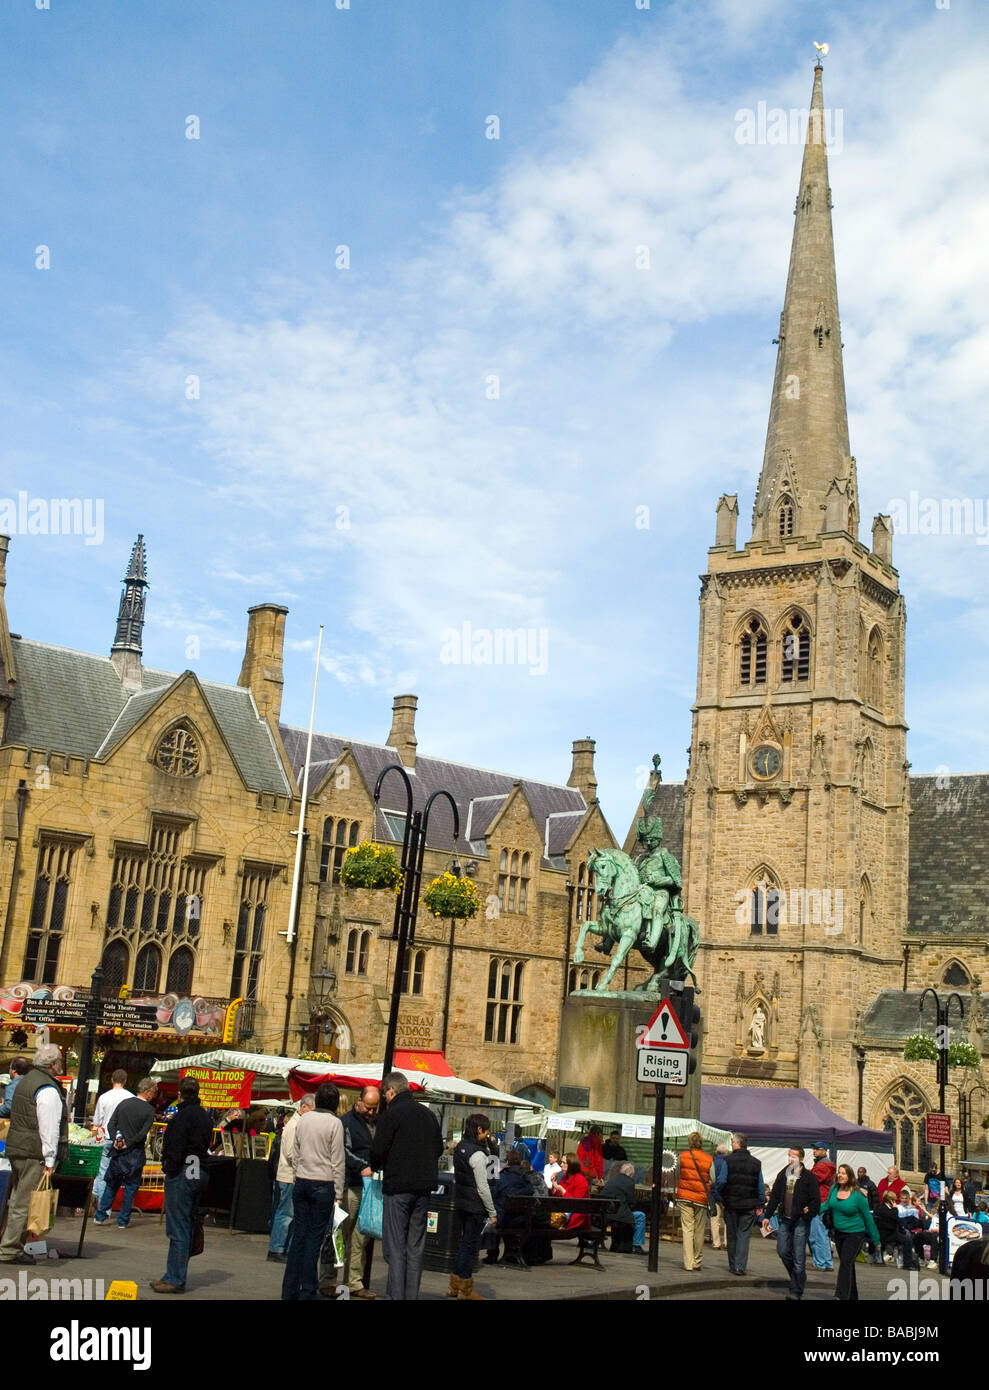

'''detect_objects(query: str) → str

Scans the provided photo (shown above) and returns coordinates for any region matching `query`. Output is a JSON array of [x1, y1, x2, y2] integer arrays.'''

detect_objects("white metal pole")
[[285, 624, 323, 944]]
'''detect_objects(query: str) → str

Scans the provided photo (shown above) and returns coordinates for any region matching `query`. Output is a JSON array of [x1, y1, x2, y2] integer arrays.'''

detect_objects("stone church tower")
[[682, 65, 909, 1116]]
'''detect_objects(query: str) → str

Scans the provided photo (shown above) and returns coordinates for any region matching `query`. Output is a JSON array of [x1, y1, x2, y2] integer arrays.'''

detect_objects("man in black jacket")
[[369, 1071, 443, 1301], [761, 1146, 820, 1300], [721, 1133, 765, 1277], [337, 1086, 380, 1299], [93, 1076, 157, 1229], [150, 1077, 213, 1294]]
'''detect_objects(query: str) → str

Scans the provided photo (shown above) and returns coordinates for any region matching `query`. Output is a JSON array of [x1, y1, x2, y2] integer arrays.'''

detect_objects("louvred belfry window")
[[740, 618, 768, 686], [781, 612, 811, 682]]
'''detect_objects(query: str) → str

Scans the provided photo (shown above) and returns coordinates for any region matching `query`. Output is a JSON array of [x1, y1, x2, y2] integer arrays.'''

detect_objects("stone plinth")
[[557, 989, 703, 1120]]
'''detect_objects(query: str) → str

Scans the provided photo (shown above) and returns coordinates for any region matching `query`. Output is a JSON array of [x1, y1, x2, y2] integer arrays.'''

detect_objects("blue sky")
[[2, 0, 987, 835]]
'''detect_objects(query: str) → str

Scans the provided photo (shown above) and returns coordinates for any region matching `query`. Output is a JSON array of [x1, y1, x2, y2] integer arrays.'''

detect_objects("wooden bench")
[[499, 1195, 619, 1271]]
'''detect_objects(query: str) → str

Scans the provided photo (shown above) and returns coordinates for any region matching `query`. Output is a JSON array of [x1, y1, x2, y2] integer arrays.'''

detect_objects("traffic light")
[[673, 984, 702, 1075]]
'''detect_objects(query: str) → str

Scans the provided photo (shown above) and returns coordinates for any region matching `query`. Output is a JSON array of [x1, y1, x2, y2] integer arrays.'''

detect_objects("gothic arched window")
[[864, 627, 884, 707], [166, 945, 194, 995], [780, 611, 811, 683], [943, 961, 971, 987], [739, 618, 768, 686], [101, 939, 129, 995], [778, 494, 796, 539], [748, 868, 782, 937], [134, 943, 162, 993], [519, 853, 530, 914], [879, 1081, 932, 1174]]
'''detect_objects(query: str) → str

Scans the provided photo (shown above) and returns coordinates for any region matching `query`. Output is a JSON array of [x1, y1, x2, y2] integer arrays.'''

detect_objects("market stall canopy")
[[393, 1049, 454, 1076], [534, 1110, 731, 1147], [700, 1085, 891, 1150], [291, 1060, 543, 1116], [150, 1048, 308, 1080]]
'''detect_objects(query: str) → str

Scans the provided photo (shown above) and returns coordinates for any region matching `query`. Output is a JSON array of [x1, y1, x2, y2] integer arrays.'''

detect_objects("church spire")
[[110, 534, 148, 687], [751, 64, 857, 544]]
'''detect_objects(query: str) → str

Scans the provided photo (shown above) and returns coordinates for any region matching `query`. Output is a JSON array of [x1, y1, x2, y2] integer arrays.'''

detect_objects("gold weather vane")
[[813, 41, 830, 61]]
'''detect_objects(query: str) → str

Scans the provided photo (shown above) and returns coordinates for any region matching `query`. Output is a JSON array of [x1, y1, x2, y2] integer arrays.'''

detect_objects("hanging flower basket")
[[948, 1041, 981, 1069], [903, 1033, 939, 1063], [421, 871, 481, 921], [340, 842, 403, 893]]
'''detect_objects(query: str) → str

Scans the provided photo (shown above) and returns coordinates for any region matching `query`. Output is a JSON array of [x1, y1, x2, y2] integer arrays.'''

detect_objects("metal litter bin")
[[423, 1172, 465, 1273]]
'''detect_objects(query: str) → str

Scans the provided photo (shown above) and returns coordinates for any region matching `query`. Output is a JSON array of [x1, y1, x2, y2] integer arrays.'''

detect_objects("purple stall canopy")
[[700, 1086, 891, 1151]]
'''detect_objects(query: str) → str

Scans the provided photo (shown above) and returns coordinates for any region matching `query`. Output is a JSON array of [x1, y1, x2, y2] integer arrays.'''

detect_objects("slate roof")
[[862, 989, 989, 1042], [907, 774, 989, 937], [280, 724, 588, 862], [4, 638, 290, 796], [622, 781, 685, 862]]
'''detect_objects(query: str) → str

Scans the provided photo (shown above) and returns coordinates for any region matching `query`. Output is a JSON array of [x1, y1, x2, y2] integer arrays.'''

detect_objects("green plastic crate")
[[59, 1143, 103, 1177]]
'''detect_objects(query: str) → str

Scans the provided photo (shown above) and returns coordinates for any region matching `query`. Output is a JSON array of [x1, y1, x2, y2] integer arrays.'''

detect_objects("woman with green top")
[[821, 1163, 881, 1300]]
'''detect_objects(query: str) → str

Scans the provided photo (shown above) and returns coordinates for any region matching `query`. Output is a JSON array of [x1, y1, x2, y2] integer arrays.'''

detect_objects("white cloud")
[[120, 2, 989, 817]]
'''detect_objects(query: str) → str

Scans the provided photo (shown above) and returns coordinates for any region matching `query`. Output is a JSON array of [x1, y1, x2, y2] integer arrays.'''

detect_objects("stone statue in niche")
[[749, 1004, 767, 1052]]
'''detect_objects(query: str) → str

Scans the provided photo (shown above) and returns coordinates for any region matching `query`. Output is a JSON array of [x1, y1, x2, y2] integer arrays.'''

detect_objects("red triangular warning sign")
[[639, 997, 689, 1049]]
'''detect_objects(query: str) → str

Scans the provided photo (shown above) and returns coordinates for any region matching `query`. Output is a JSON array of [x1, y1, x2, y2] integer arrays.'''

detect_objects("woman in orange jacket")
[[676, 1133, 714, 1271]]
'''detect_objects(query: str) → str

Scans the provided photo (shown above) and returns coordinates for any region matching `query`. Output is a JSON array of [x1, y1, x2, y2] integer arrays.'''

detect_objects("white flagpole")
[[285, 624, 323, 944]]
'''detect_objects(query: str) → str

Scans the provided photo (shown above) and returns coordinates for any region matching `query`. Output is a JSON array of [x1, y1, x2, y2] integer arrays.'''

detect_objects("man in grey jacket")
[[281, 1082, 345, 1301]]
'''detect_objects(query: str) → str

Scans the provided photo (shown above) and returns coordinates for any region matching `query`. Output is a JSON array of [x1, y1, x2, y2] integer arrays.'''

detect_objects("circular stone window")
[[155, 726, 201, 777]]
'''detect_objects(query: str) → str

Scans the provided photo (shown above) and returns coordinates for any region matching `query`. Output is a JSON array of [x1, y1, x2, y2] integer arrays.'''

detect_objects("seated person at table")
[[551, 1154, 591, 1229], [493, 1150, 537, 1266], [875, 1190, 916, 1268], [600, 1162, 637, 1253]]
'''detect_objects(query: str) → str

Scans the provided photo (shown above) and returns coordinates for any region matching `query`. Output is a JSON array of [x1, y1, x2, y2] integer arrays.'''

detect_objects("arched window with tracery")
[[739, 617, 768, 686], [166, 945, 195, 995], [778, 494, 796, 539], [519, 854, 530, 914], [101, 939, 129, 995], [134, 942, 162, 993], [748, 868, 782, 937], [780, 611, 811, 683], [878, 1080, 932, 1174]]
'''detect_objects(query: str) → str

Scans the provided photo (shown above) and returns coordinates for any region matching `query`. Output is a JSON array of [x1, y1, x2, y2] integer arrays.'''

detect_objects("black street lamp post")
[[72, 965, 104, 1126], [919, 987, 964, 1274], [374, 765, 459, 1078]]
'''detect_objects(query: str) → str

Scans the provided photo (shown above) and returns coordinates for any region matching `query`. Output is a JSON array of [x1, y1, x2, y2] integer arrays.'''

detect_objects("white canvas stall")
[[752, 1146, 896, 1187]]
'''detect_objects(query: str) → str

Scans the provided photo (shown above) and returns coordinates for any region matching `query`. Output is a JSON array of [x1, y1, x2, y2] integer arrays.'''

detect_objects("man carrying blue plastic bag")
[[370, 1071, 444, 1301], [335, 1085, 381, 1299]]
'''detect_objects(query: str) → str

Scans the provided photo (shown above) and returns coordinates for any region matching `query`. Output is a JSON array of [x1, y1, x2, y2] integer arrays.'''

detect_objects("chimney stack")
[[388, 694, 418, 768], [568, 737, 598, 803], [239, 604, 289, 724]]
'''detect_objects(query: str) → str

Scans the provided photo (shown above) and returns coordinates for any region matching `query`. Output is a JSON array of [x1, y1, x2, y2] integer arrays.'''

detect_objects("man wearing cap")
[[808, 1141, 836, 1271]]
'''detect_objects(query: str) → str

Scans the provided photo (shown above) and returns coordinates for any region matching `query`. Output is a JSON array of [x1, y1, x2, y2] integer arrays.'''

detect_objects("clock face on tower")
[[749, 743, 782, 781]]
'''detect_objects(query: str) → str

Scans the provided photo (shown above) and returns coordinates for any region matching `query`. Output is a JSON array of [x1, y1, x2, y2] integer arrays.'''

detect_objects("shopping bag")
[[356, 1175, 383, 1240], [26, 1171, 59, 1237]]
